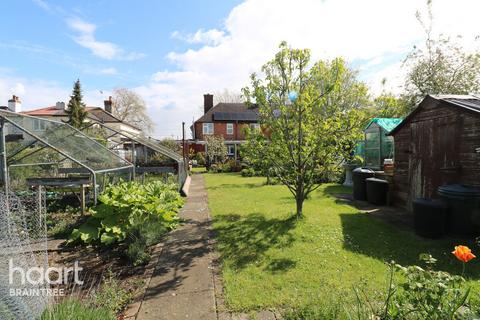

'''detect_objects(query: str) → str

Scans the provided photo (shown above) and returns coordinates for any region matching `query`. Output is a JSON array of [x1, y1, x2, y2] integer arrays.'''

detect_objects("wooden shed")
[[389, 95, 480, 210]]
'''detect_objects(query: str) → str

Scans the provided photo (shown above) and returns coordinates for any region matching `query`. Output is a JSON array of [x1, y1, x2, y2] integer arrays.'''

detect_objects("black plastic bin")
[[438, 184, 480, 237], [352, 168, 375, 200], [413, 198, 447, 238], [366, 178, 389, 205]]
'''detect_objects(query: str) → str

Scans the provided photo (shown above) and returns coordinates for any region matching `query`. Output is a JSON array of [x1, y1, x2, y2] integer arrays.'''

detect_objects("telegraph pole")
[[182, 122, 187, 172]]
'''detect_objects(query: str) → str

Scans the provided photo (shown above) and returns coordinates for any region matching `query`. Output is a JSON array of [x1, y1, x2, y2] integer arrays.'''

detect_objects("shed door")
[[409, 117, 459, 207]]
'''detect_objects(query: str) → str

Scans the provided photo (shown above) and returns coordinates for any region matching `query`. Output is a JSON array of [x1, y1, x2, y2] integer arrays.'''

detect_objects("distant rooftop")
[[195, 102, 259, 123], [22, 106, 140, 130]]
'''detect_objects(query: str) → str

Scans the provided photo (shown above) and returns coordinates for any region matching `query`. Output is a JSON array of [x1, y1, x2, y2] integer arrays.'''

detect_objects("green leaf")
[[78, 223, 100, 243], [100, 232, 117, 245]]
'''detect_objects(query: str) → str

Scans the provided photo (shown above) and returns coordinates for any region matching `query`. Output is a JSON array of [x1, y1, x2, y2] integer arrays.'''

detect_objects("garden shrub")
[[41, 270, 133, 319], [388, 255, 474, 319], [126, 238, 151, 266], [209, 163, 219, 173], [208, 159, 240, 173], [241, 168, 255, 177], [69, 180, 183, 248], [91, 269, 133, 315], [350, 253, 477, 320], [220, 161, 232, 173], [124, 219, 167, 265], [40, 299, 115, 320], [194, 152, 206, 166], [282, 250, 479, 320], [226, 159, 241, 172]]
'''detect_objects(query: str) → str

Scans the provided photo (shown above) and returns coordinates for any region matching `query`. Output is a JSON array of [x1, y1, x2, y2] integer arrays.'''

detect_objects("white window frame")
[[203, 122, 214, 135], [33, 119, 46, 131], [250, 123, 260, 131], [226, 123, 234, 135], [227, 144, 235, 155]]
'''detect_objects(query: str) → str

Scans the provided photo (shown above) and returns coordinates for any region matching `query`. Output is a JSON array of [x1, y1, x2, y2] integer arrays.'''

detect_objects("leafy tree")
[[403, 0, 480, 109], [243, 42, 366, 217], [240, 127, 273, 183], [159, 137, 181, 154], [112, 88, 154, 133], [373, 93, 409, 118], [66, 79, 88, 128], [204, 135, 227, 166]]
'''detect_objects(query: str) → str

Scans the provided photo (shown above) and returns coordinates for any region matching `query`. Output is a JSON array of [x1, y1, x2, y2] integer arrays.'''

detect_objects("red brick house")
[[189, 94, 259, 159]]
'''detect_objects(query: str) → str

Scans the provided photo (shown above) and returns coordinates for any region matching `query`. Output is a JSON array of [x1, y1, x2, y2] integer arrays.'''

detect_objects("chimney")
[[104, 96, 114, 114], [7, 95, 21, 112], [55, 101, 66, 110], [203, 94, 213, 114]]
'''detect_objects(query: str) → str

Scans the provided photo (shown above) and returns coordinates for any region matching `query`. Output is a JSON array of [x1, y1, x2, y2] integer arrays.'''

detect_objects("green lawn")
[[204, 172, 480, 314], [191, 166, 207, 173]]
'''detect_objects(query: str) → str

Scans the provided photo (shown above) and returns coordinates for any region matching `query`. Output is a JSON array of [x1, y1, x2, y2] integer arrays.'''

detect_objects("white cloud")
[[68, 17, 96, 34], [15, 0, 480, 139], [67, 17, 146, 61], [10, 83, 26, 96], [32, 0, 51, 12], [171, 29, 227, 46], [0, 73, 110, 110], [32, 0, 65, 15], [138, 0, 480, 138], [0, 77, 69, 108]]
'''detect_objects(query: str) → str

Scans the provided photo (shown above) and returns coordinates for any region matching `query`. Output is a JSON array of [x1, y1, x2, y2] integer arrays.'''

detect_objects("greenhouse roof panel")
[[0, 110, 133, 172], [101, 125, 183, 163], [365, 118, 403, 133]]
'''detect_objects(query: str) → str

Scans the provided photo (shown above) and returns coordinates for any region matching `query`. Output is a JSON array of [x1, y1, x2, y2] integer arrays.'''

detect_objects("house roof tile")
[[195, 103, 259, 123], [22, 106, 140, 130]]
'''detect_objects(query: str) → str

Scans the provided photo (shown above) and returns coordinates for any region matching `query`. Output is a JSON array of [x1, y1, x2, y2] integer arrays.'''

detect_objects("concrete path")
[[137, 174, 217, 320]]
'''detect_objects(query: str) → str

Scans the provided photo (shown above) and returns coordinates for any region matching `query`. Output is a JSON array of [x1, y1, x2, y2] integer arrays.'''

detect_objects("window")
[[203, 123, 214, 135], [226, 123, 234, 135], [227, 144, 235, 155], [33, 119, 46, 131], [250, 123, 260, 131]]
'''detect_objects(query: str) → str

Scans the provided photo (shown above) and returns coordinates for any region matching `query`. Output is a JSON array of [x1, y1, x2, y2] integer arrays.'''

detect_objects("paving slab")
[[137, 174, 216, 320], [137, 290, 216, 320]]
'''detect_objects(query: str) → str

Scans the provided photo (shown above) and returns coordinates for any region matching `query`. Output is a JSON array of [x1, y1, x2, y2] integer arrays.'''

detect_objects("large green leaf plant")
[[70, 181, 183, 246]]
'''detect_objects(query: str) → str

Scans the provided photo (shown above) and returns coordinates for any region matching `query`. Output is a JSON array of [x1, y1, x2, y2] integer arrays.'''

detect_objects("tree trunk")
[[295, 195, 304, 218]]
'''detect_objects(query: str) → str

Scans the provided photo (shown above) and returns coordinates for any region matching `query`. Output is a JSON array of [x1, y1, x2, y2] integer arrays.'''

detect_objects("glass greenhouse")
[[0, 110, 134, 203], [363, 118, 403, 169], [0, 110, 137, 319], [79, 120, 187, 188]]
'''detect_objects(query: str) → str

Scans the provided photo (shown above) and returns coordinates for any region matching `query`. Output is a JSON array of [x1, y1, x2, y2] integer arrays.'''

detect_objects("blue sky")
[[0, 0, 242, 92], [0, 0, 479, 138]]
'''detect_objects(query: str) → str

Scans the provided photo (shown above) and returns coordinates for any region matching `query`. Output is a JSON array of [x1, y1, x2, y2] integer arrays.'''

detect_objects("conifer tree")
[[66, 79, 88, 128]]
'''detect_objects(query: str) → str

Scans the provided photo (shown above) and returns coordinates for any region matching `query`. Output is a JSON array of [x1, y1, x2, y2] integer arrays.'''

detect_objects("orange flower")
[[452, 245, 476, 263]]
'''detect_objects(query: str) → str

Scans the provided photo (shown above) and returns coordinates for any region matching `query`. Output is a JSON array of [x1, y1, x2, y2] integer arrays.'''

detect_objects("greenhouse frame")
[[0, 109, 134, 204], [78, 120, 187, 188]]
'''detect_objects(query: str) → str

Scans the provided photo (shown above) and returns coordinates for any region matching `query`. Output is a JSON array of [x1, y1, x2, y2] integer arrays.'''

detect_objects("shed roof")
[[389, 95, 480, 135], [436, 95, 480, 113], [365, 118, 403, 133]]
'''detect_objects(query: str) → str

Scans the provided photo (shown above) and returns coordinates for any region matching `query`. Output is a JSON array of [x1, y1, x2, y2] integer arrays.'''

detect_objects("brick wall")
[[194, 122, 252, 140]]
